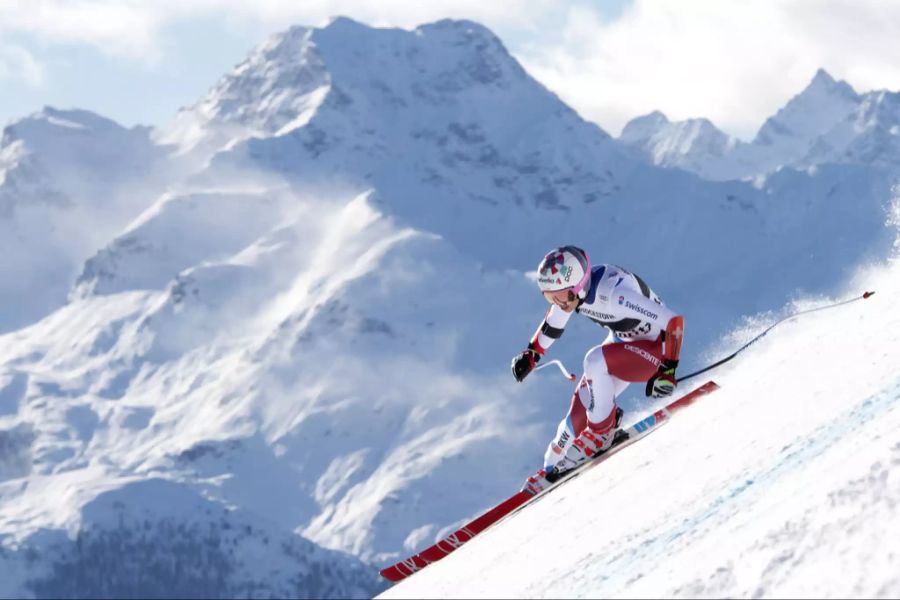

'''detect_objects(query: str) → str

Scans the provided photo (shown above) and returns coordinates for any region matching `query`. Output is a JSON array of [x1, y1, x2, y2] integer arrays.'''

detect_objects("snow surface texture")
[[381, 256, 900, 599], [1, 16, 899, 599]]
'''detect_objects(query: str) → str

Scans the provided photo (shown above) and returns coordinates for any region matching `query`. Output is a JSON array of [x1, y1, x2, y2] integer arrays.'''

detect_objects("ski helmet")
[[536, 246, 591, 297]]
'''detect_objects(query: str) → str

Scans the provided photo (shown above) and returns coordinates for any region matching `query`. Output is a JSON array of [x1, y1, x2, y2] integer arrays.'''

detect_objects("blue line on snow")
[[554, 377, 900, 597]]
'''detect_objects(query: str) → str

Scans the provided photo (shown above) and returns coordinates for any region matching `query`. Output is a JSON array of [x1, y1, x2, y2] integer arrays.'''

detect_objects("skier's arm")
[[529, 304, 573, 356], [511, 304, 573, 382]]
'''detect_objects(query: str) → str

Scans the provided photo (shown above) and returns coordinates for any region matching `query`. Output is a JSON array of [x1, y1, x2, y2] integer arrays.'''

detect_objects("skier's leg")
[[541, 377, 589, 471], [542, 343, 626, 471], [553, 344, 627, 468], [572, 338, 665, 461], [528, 338, 666, 492], [602, 338, 665, 382], [581, 344, 626, 433], [527, 344, 632, 492]]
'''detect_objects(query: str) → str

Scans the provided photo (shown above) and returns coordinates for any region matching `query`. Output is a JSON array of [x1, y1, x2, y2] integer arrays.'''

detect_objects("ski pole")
[[679, 291, 875, 383], [534, 359, 577, 381]]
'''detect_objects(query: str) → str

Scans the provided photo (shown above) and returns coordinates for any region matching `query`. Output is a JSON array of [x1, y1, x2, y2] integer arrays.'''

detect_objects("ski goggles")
[[542, 288, 577, 305]]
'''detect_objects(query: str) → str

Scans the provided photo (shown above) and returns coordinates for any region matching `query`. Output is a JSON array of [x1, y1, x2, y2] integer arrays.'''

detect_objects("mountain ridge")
[[619, 68, 900, 180]]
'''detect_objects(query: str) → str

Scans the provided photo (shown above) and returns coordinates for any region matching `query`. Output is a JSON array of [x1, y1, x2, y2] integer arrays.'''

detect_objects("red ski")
[[379, 380, 720, 583]]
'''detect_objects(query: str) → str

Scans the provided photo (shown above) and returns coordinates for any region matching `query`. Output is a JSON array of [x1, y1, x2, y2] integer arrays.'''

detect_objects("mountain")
[[753, 68, 861, 156], [619, 111, 740, 179], [803, 87, 900, 169], [620, 69, 900, 181], [0, 16, 898, 599], [10, 478, 379, 598], [172, 16, 633, 226], [0, 107, 177, 332]]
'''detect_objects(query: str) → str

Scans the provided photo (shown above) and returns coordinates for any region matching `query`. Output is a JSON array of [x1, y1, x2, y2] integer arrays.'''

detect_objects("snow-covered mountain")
[[0, 107, 178, 332], [619, 111, 741, 180], [1, 16, 898, 599], [805, 87, 900, 170], [753, 68, 861, 159], [620, 69, 900, 181]]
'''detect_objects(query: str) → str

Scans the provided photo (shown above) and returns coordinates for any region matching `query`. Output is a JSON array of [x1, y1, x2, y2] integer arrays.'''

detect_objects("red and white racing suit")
[[527, 264, 684, 471]]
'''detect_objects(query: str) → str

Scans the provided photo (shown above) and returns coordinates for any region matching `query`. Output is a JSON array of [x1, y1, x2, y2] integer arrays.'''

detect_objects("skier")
[[511, 246, 684, 493]]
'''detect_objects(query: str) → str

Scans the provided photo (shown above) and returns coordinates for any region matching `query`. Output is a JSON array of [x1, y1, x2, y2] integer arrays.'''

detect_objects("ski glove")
[[511, 347, 541, 382], [646, 359, 678, 398]]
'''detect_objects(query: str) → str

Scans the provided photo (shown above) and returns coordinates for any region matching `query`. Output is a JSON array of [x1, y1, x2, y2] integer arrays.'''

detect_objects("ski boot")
[[559, 407, 625, 469], [522, 408, 624, 495], [521, 467, 556, 495]]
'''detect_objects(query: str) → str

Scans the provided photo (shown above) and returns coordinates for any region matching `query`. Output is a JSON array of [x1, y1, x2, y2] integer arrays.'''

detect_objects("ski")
[[379, 380, 720, 583]]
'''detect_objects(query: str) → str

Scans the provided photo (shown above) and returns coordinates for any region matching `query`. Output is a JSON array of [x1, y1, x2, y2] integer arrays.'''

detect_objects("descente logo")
[[624, 344, 662, 367], [623, 300, 658, 321]]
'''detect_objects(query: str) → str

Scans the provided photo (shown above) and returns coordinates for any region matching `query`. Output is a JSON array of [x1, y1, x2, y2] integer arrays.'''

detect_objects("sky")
[[2, 0, 900, 140]]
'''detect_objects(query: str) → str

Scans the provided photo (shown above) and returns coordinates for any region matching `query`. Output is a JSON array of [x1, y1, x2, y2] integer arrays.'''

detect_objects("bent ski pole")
[[534, 359, 577, 381], [680, 291, 875, 383]]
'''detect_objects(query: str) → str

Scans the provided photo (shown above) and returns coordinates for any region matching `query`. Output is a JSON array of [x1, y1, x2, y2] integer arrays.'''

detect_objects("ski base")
[[379, 380, 720, 583]]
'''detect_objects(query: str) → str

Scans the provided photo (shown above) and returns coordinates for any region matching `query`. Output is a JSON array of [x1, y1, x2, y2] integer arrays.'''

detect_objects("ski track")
[[549, 377, 900, 598]]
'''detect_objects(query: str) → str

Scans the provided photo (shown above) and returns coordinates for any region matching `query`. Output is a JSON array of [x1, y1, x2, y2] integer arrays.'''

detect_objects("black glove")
[[511, 347, 541, 382], [646, 359, 678, 398]]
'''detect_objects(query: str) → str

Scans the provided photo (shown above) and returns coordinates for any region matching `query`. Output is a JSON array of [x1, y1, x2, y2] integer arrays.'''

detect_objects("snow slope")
[[380, 249, 900, 599]]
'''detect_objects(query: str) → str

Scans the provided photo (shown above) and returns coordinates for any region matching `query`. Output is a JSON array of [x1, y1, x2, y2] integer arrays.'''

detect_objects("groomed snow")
[[380, 255, 900, 598]]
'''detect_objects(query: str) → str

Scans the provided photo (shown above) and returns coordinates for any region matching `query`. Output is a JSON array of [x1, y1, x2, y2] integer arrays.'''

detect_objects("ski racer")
[[511, 246, 684, 492]]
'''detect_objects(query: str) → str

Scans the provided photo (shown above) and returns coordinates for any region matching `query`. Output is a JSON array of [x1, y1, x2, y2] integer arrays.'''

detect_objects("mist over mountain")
[[0, 16, 898, 599], [0, 108, 179, 332]]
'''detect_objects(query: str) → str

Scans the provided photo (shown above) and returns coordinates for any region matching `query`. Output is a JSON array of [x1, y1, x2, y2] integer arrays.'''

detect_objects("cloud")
[[516, 0, 900, 139], [3, 1, 900, 139], [0, 44, 45, 86], [0, 0, 557, 59], [0, 1, 162, 61], [215, 0, 559, 29]]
